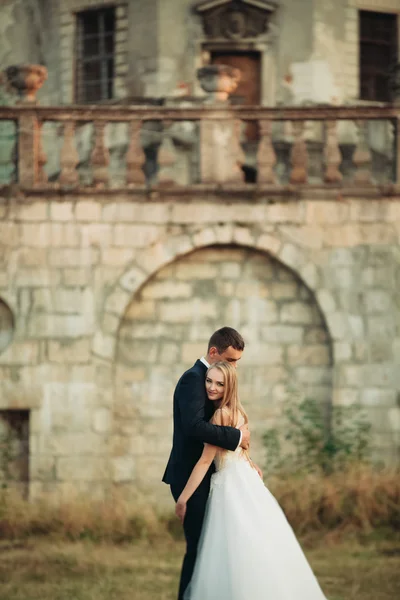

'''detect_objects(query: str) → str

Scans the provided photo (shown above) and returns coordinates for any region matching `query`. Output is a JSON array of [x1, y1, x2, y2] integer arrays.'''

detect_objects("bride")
[[175, 361, 328, 600]]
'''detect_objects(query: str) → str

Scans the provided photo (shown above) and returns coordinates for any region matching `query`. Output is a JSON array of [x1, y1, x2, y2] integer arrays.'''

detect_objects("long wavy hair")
[[206, 361, 253, 465], [206, 361, 248, 428]]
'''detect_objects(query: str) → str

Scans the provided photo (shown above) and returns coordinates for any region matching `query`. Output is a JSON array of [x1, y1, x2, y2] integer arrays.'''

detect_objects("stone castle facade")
[[0, 0, 399, 505]]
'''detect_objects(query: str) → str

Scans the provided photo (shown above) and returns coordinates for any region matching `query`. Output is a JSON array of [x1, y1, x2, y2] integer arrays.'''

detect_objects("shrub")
[[263, 396, 372, 476]]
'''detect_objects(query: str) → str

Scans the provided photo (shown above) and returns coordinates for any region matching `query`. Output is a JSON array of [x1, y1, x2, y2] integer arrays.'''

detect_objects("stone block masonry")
[[116, 245, 333, 482], [0, 192, 399, 505]]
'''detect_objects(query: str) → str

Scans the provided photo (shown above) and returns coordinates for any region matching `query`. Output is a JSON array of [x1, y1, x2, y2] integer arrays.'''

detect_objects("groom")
[[163, 327, 251, 600]]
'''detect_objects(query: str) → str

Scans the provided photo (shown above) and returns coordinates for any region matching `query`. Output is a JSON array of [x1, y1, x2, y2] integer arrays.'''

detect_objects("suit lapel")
[[194, 360, 214, 420]]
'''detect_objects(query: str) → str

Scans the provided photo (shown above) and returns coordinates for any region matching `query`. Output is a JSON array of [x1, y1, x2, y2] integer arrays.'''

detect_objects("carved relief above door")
[[194, 0, 278, 41], [194, 0, 278, 147]]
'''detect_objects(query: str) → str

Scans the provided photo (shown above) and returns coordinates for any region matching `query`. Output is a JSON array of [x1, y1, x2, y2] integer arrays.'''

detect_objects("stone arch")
[[104, 229, 336, 498], [92, 224, 343, 362], [0, 297, 15, 355]]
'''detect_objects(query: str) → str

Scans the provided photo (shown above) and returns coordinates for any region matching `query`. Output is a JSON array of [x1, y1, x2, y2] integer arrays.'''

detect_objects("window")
[[75, 7, 116, 103], [0, 410, 30, 499], [359, 10, 398, 101]]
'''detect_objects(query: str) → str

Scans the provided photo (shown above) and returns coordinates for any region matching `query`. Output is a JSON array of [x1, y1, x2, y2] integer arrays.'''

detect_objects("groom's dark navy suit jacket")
[[163, 359, 240, 489]]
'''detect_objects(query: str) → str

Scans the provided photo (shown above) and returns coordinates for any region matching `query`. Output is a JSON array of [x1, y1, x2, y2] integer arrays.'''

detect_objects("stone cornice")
[[2, 183, 399, 200], [351, 0, 400, 12], [193, 0, 278, 12]]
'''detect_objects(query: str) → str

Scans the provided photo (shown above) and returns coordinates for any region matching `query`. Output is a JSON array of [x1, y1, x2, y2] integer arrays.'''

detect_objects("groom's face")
[[209, 345, 243, 368]]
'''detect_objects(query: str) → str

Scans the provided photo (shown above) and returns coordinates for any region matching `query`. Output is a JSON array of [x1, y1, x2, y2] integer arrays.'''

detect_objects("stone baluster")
[[10, 129, 18, 183], [91, 120, 110, 187], [126, 120, 146, 185], [232, 118, 246, 183], [323, 120, 342, 184], [289, 120, 308, 184], [59, 121, 79, 186], [37, 121, 47, 185], [353, 120, 372, 185], [257, 119, 277, 184], [17, 111, 42, 187], [157, 120, 177, 186]]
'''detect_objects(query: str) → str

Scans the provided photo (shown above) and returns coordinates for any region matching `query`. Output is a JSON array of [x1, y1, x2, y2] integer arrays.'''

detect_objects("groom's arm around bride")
[[178, 368, 249, 448], [162, 357, 250, 487], [162, 328, 250, 490]]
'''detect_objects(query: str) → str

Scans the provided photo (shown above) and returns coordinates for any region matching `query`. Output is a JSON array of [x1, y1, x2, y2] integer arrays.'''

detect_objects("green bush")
[[263, 396, 372, 476]]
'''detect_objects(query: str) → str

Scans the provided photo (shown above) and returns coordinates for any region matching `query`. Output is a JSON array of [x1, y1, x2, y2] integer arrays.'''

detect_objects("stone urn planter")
[[3, 64, 47, 103], [197, 64, 241, 103]]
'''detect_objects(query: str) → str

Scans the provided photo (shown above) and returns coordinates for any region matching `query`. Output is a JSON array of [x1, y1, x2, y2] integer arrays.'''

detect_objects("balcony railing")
[[0, 103, 399, 194]]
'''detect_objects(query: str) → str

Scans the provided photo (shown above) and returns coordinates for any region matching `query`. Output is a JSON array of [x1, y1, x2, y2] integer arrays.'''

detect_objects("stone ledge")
[[2, 183, 400, 202]]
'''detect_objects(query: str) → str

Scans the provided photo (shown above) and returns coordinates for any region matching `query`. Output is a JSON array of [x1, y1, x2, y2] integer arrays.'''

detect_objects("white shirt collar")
[[200, 356, 210, 369]]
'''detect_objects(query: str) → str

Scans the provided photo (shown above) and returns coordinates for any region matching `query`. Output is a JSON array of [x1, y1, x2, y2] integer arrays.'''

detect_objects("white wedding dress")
[[184, 416, 328, 600]]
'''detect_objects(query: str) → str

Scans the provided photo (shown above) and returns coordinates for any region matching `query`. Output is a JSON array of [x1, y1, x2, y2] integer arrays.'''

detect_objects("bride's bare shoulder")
[[211, 407, 231, 425]]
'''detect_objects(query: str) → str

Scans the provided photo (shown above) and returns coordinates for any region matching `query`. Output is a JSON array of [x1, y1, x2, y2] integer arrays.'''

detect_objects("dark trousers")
[[171, 476, 211, 600]]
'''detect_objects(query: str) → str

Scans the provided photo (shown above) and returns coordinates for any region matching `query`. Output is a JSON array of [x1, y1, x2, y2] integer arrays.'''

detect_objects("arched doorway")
[[112, 245, 333, 500]]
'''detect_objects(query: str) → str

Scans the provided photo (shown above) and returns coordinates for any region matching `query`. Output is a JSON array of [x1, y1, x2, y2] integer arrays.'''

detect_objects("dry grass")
[[0, 490, 162, 543], [267, 465, 400, 538], [1, 466, 399, 542], [0, 536, 399, 600], [0, 467, 399, 599]]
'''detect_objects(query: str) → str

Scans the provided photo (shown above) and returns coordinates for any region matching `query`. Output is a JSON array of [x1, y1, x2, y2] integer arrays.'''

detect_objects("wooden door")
[[211, 51, 261, 141]]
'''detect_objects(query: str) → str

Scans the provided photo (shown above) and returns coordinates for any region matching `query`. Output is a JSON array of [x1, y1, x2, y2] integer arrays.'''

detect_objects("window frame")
[[75, 5, 116, 104], [359, 9, 398, 102]]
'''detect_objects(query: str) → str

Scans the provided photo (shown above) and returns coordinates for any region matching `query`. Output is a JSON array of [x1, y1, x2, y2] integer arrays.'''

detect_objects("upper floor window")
[[75, 6, 116, 103], [359, 10, 398, 102]]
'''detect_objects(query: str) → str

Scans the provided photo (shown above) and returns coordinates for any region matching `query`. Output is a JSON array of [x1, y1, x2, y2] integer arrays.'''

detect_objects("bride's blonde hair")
[[207, 361, 253, 465], [206, 361, 249, 428]]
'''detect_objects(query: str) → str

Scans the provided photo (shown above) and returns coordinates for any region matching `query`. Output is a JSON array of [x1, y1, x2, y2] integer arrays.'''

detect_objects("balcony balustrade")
[[0, 103, 399, 197]]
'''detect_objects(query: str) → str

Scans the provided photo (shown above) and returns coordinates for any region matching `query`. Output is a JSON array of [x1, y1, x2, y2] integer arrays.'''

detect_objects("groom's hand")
[[176, 498, 187, 524], [239, 425, 250, 450]]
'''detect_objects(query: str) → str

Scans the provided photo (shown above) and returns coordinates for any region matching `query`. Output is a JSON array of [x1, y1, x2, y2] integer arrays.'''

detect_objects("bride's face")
[[205, 368, 225, 402]]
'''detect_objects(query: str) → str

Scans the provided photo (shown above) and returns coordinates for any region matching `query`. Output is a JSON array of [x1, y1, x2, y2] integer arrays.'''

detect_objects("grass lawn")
[[0, 535, 399, 600]]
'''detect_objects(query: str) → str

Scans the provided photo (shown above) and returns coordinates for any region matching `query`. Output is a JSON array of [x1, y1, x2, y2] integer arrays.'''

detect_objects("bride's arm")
[[175, 443, 217, 524]]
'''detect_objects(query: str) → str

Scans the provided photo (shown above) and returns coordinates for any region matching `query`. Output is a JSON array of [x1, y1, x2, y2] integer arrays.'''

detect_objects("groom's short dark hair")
[[208, 327, 245, 353]]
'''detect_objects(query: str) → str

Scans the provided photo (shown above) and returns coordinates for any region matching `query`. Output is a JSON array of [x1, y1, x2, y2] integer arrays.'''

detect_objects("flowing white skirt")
[[184, 458, 328, 600]]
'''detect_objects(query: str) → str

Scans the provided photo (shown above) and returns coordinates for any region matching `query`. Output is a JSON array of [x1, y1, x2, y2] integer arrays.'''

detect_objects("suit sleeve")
[[177, 371, 240, 452]]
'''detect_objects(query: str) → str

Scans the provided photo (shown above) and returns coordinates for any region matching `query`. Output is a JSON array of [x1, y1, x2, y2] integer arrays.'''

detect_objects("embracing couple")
[[163, 327, 328, 600]]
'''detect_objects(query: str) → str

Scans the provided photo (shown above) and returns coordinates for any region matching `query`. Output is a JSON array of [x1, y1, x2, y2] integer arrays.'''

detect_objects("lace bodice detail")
[[214, 411, 248, 472]]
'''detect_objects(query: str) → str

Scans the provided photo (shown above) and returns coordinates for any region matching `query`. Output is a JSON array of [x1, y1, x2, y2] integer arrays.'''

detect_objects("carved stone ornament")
[[194, 0, 278, 40], [197, 64, 241, 101], [3, 64, 47, 103]]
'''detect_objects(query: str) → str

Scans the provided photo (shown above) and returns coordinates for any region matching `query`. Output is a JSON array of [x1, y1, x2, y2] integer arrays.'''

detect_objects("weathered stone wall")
[[115, 244, 333, 498], [0, 193, 399, 504], [0, 0, 399, 507], [0, 0, 61, 105], [2, 0, 391, 106], [0, 1, 397, 184]]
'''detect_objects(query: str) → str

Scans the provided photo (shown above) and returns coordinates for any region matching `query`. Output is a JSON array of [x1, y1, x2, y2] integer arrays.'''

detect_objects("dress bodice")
[[214, 411, 248, 472]]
